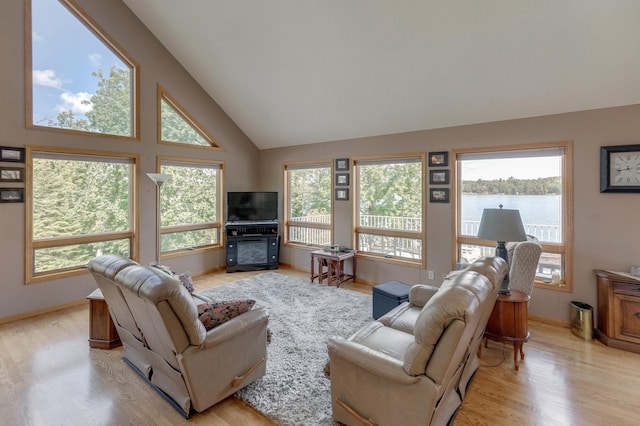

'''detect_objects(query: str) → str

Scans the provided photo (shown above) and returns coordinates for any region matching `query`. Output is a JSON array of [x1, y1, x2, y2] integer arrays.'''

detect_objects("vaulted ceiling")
[[122, 0, 640, 150]]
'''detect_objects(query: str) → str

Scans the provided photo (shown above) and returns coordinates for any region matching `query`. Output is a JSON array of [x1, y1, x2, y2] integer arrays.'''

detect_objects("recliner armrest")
[[408, 284, 440, 308], [191, 292, 213, 304], [328, 337, 419, 385], [200, 307, 269, 348]]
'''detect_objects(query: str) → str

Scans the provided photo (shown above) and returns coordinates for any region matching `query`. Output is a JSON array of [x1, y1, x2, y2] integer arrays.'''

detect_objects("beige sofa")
[[87, 255, 269, 418], [327, 256, 507, 426]]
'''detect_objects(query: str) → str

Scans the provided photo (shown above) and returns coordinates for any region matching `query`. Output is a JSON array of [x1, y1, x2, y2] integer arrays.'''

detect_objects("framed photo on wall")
[[0, 188, 24, 203], [0, 167, 24, 182], [335, 158, 349, 171], [335, 188, 349, 201], [335, 173, 349, 186], [428, 151, 448, 167], [0, 146, 25, 163], [429, 169, 449, 185], [429, 188, 449, 203]]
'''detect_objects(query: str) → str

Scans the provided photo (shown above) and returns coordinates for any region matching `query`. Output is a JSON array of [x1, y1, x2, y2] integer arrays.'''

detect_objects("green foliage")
[[160, 164, 219, 251], [50, 66, 131, 136], [462, 176, 561, 195], [358, 161, 422, 217], [32, 157, 131, 273], [289, 167, 331, 220], [161, 100, 210, 146]]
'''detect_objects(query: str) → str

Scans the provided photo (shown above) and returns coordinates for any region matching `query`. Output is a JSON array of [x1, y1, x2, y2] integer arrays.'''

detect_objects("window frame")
[[353, 153, 426, 267], [157, 85, 222, 150], [283, 161, 333, 248], [26, 146, 139, 284], [452, 141, 573, 292], [25, 0, 140, 140], [156, 156, 224, 259]]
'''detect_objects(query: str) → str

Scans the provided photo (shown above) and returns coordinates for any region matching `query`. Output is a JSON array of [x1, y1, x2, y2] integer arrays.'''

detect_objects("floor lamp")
[[477, 204, 526, 295], [147, 173, 171, 265]]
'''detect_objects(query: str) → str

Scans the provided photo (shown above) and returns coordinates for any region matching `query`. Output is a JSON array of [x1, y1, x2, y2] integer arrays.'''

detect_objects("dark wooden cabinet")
[[87, 289, 121, 349], [595, 270, 640, 353]]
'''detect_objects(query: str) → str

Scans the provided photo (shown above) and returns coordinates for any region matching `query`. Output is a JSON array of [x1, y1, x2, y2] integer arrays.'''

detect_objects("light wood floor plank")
[[1, 267, 639, 425]]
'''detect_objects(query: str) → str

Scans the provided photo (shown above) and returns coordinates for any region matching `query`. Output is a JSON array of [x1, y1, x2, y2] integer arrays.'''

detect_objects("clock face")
[[610, 151, 640, 186]]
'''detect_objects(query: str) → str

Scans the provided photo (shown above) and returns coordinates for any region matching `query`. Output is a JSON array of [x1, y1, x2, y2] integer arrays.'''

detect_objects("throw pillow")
[[197, 299, 256, 330], [178, 271, 195, 294]]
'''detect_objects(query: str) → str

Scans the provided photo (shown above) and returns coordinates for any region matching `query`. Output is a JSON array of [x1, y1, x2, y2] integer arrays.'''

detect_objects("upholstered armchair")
[[87, 255, 269, 418], [327, 257, 507, 426], [506, 235, 542, 297]]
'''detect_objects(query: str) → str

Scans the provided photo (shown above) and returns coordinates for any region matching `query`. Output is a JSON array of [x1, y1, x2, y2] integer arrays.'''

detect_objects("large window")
[[284, 162, 332, 247], [453, 142, 573, 291], [158, 158, 222, 255], [27, 148, 138, 283], [354, 154, 425, 264], [27, 0, 139, 138]]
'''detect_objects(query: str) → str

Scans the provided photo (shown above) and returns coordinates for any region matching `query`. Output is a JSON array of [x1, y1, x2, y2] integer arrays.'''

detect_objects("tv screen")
[[227, 192, 278, 222]]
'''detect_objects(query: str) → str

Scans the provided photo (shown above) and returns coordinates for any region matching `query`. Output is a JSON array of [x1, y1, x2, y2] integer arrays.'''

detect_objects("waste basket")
[[569, 301, 593, 340]]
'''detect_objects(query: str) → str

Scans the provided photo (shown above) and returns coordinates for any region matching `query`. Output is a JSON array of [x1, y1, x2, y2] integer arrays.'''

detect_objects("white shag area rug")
[[200, 272, 372, 426]]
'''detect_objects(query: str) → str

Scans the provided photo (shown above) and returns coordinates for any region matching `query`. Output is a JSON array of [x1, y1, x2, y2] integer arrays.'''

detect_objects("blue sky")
[[31, 0, 125, 125]]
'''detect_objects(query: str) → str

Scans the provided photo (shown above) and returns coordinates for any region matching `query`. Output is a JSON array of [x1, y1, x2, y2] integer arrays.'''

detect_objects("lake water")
[[461, 194, 561, 242]]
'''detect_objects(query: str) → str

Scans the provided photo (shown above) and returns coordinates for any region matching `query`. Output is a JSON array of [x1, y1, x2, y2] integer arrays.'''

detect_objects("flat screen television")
[[227, 191, 278, 222]]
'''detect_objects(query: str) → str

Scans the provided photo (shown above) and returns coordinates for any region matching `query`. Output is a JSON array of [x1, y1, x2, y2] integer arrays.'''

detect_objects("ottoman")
[[372, 280, 411, 319]]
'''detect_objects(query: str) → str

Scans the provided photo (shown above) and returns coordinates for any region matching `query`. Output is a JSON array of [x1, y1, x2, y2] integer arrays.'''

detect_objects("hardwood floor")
[[1, 267, 639, 425]]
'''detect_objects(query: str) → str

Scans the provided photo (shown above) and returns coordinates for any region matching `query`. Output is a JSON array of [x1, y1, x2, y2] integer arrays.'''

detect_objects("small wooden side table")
[[87, 288, 121, 349], [310, 250, 356, 287], [484, 289, 530, 370]]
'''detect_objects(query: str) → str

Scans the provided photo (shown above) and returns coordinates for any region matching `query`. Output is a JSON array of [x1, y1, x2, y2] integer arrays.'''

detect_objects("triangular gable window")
[[28, 0, 138, 139], [158, 85, 221, 149]]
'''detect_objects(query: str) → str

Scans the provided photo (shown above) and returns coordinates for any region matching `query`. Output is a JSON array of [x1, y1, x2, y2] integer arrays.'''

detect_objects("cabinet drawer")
[[613, 281, 640, 295], [614, 294, 640, 344]]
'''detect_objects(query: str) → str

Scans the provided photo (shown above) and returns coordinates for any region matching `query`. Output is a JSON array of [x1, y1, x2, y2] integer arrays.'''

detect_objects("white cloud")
[[88, 53, 102, 67], [33, 69, 63, 89], [32, 31, 44, 42], [57, 92, 94, 115]]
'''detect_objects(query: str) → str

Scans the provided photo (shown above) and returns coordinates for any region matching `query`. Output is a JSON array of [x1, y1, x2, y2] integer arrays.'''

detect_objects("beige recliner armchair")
[[87, 255, 269, 418], [327, 257, 507, 426]]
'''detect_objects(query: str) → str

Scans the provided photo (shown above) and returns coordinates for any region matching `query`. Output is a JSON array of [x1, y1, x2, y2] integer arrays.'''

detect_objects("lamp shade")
[[477, 206, 526, 243], [147, 173, 171, 185]]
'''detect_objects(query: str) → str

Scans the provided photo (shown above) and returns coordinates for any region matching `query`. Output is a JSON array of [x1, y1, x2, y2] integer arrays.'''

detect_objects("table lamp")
[[477, 204, 526, 294]]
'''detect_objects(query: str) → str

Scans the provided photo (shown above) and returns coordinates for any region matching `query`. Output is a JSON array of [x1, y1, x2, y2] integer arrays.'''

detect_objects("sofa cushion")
[[197, 299, 256, 330]]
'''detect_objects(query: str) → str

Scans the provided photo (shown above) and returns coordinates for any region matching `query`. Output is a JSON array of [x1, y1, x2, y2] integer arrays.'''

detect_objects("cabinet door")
[[614, 293, 640, 344]]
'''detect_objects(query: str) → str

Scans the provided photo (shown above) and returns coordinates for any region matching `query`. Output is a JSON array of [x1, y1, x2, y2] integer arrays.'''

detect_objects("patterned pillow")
[[197, 299, 256, 330], [178, 271, 195, 294]]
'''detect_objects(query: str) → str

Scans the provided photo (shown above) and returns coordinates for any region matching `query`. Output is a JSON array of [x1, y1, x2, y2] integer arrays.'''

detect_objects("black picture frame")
[[0, 188, 24, 203], [429, 188, 449, 203], [335, 173, 349, 186], [600, 144, 640, 193], [428, 151, 448, 167], [335, 188, 349, 201], [429, 169, 449, 185], [0, 146, 25, 163], [335, 158, 349, 171], [0, 167, 24, 182]]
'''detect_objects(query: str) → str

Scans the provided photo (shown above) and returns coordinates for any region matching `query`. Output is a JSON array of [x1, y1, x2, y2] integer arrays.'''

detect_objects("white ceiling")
[[122, 0, 640, 150]]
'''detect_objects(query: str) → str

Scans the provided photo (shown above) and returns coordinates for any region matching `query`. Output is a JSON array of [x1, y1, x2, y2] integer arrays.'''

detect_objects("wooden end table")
[[87, 288, 121, 349], [310, 249, 356, 287], [483, 289, 530, 370]]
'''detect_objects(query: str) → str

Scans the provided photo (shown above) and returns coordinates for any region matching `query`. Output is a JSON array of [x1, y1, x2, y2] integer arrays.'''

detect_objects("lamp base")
[[495, 242, 510, 295]]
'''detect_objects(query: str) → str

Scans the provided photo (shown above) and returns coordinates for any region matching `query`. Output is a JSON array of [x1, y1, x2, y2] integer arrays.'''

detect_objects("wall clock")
[[600, 144, 640, 193]]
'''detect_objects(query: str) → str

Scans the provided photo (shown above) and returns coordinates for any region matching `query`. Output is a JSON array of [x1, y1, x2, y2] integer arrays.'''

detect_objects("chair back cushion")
[[507, 236, 542, 295], [403, 270, 493, 377]]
